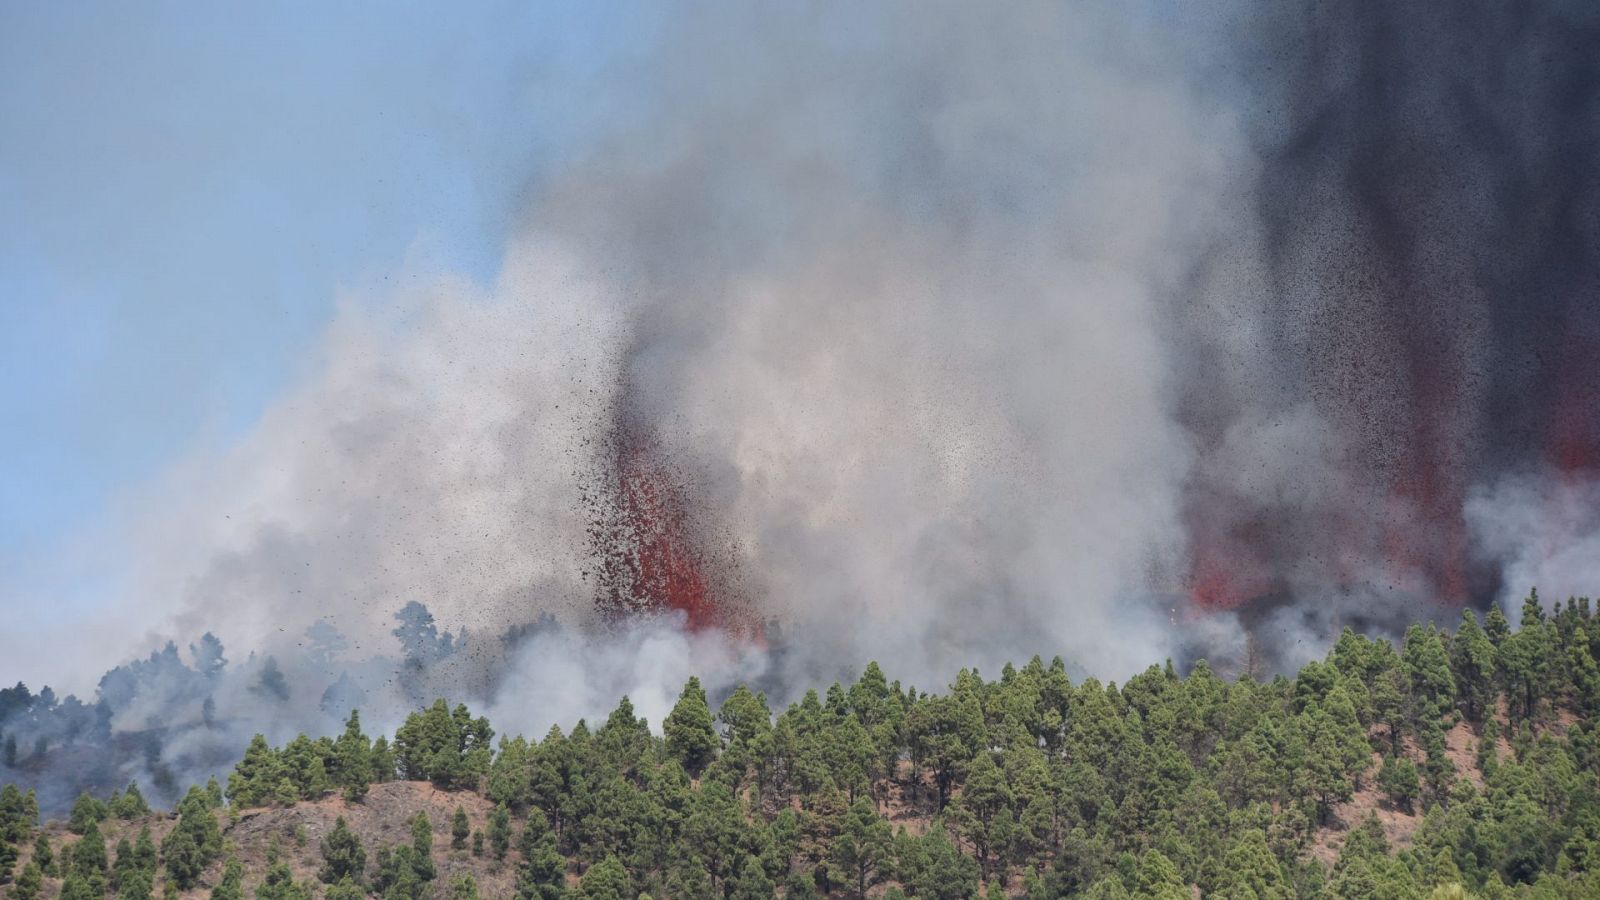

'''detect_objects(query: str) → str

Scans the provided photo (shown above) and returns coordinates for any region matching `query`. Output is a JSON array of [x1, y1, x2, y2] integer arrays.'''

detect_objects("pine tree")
[[1450, 611, 1497, 723], [830, 798, 891, 898], [118, 869, 154, 900], [58, 872, 95, 900], [573, 855, 631, 900], [256, 842, 310, 900], [271, 777, 298, 808], [227, 735, 280, 808], [1325, 685, 1372, 781], [950, 752, 1013, 880], [905, 827, 980, 900], [1567, 638, 1600, 713], [162, 789, 222, 890], [1426, 847, 1463, 891], [1370, 667, 1408, 754], [369, 735, 396, 783], [729, 854, 775, 900], [111, 782, 150, 819], [488, 735, 534, 812], [1403, 624, 1457, 720], [410, 812, 436, 883], [827, 714, 878, 804], [13, 605, 1600, 897], [252, 657, 291, 703], [1215, 829, 1292, 899], [733, 688, 783, 804], [191, 632, 227, 679], [31, 833, 53, 877], [67, 792, 107, 835], [1377, 755, 1420, 814], [0, 784, 29, 855], [333, 710, 372, 801], [210, 857, 245, 900], [134, 825, 157, 873], [1297, 685, 1368, 823], [1417, 718, 1455, 809], [513, 809, 566, 900], [280, 735, 331, 800], [396, 700, 454, 783], [682, 780, 748, 894], [72, 821, 107, 878], [664, 677, 719, 777], [322, 877, 363, 900], [907, 694, 977, 810], [10, 863, 41, 900], [1340, 812, 1390, 864], [488, 802, 511, 860], [318, 817, 366, 885], [1134, 850, 1188, 900], [1485, 605, 1511, 646], [595, 696, 652, 778], [111, 836, 135, 892], [1500, 592, 1552, 722]]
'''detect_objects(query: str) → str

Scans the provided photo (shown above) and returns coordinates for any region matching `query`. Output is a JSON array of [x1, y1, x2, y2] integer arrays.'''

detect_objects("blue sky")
[[0, 2, 653, 633]]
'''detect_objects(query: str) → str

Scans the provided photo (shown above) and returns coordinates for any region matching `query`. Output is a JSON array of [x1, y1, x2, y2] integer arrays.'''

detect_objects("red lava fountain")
[[589, 420, 756, 639], [613, 444, 719, 630]]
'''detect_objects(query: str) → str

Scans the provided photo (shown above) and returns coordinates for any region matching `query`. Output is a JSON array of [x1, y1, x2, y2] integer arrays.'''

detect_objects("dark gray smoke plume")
[[1178, 2, 1600, 645]]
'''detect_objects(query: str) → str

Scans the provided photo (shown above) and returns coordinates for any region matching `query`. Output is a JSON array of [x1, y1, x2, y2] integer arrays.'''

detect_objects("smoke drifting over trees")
[[4, 2, 1600, 810]]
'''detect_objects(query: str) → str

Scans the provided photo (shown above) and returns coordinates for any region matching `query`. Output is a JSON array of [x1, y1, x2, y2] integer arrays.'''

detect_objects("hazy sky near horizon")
[[0, 2, 656, 670]]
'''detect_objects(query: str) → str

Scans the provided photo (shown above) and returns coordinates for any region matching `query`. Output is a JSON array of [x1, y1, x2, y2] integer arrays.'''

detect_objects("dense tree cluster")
[[227, 712, 392, 808], [3, 789, 155, 900], [0, 784, 40, 886], [160, 786, 224, 890], [7, 594, 1600, 897]]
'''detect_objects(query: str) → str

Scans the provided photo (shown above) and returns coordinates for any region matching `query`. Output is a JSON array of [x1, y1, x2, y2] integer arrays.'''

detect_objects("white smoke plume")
[[1468, 473, 1600, 618], [121, 245, 626, 658], [52, 1, 1250, 697]]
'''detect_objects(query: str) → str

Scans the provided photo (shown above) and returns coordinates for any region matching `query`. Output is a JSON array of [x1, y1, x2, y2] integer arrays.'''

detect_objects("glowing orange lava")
[[615, 446, 720, 630], [592, 426, 758, 641]]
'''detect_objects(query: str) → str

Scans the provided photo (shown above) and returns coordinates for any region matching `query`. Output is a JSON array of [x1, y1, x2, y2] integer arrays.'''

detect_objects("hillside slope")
[[6, 599, 1600, 898]]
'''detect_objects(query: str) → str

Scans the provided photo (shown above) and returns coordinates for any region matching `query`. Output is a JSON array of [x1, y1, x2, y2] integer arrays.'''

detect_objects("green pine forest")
[[8, 593, 1600, 899]]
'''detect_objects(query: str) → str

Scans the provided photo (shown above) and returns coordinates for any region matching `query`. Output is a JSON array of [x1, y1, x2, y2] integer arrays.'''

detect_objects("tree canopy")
[[8, 596, 1600, 897]]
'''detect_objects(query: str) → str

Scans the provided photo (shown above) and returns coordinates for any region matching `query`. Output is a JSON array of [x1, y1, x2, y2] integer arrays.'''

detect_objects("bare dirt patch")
[[221, 782, 517, 898], [1307, 752, 1422, 867], [19, 782, 528, 899]]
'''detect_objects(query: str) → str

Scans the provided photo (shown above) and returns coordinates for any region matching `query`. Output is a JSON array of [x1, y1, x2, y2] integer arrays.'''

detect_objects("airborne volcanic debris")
[[582, 382, 755, 637], [1177, 2, 1600, 619]]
